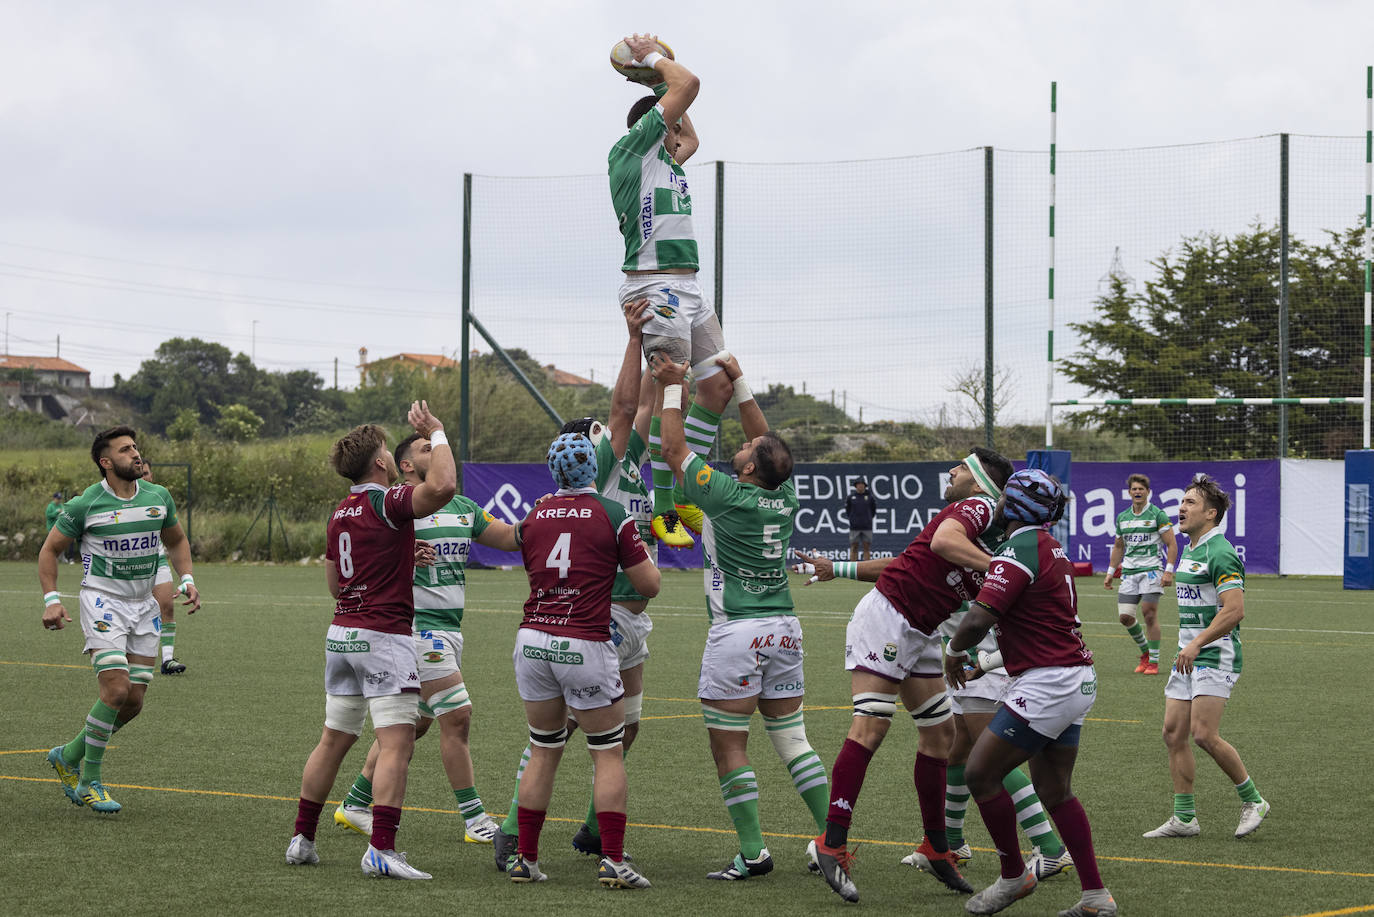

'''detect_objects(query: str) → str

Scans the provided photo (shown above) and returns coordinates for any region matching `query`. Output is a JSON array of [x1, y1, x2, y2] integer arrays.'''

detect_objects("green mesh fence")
[[464, 134, 1367, 461]]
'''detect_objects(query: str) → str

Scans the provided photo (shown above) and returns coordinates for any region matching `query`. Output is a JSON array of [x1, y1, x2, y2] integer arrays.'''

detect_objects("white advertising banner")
[[1280, 459, 1346, 575]]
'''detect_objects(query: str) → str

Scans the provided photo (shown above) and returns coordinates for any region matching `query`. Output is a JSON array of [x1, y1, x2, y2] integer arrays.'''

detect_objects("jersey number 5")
[[547, 532, 572, 579], [762, 524, 783, 560]]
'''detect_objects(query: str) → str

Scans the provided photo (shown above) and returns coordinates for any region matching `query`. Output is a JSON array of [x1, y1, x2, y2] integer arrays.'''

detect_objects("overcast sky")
[[1, 1, 1369, 424]]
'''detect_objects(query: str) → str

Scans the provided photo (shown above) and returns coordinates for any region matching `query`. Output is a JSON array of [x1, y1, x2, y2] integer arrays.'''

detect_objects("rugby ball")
[[609, 37, 675, 85]]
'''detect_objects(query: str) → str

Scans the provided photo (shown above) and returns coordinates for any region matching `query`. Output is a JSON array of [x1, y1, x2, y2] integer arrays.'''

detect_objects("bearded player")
[[795, 449, 1013, 903], [610, 33, 731, 549], [653, 351, 832, 882], [40, 425, 201, 816]]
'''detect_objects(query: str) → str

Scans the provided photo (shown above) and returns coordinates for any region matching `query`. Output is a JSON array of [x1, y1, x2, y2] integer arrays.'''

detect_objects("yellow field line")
[[1288, 906, 1374, 916], [0, 660, 87, 670], [7, 772, 1371, 880]]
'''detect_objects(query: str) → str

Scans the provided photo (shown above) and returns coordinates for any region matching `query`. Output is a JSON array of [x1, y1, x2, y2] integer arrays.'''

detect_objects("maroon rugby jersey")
[[325, 483, 418, 635], [875, 495, 1001, 634], [519, 489, 649, 642], [973, 527, 1092, 675]]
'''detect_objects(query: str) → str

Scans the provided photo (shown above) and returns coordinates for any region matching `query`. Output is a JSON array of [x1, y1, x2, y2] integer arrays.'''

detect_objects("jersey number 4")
[[546, 532, 572, 579]]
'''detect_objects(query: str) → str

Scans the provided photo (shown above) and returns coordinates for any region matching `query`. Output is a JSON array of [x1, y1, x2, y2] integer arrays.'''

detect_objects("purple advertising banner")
[[1063, 461, 1279, 574], [461, 459, 1280, 574]]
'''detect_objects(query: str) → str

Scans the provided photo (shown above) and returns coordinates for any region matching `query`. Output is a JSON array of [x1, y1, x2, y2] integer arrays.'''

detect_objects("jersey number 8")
[[338, 531, 354, 578]]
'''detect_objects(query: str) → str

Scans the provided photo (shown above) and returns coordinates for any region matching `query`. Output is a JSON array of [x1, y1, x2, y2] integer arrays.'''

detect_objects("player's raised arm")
[[609, 298, 652, 456], [477, 518, 520, 553], [625, 33, 698, 128], [407, 401, 457, 516], [929, 518, 991, 573], [648, 352, 692, 478], [713, 353, 768, 440]]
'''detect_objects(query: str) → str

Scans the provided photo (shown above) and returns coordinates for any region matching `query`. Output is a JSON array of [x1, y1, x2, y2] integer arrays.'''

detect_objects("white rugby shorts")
[[414, 628, 464, 682], [610, 605, 652, 670], [1164, 664, 1239, 701], [618, 273, 726, 376], [698, 614, 806, 701], [513, 628, 623, 710], [1118, 569, 1164, 601], [844, 589, 944, 681], [323, 624, 420, 698], [80, 590, 160, 658], [951, 670, 1013, 716], [999, 665, 1098, 740]]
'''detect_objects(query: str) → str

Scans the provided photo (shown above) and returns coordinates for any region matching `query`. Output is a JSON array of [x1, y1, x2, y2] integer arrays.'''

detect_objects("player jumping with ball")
[[609, 33, 730, 550]]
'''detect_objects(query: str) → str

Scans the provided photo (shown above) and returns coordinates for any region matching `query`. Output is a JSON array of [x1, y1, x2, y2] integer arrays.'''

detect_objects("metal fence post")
[[1279, 133, 1289, 457], [984, 145, 995, 448], [460, 172, 472, 485]]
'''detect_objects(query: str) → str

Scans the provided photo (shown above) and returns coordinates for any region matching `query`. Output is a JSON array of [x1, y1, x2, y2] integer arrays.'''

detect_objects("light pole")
[[252, 320, 259, 365], [4, 312, 9, 356]]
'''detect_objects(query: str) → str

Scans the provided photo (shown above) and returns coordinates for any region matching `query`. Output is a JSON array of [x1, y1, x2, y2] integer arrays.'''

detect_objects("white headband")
[[964, 453, 1002, 499]]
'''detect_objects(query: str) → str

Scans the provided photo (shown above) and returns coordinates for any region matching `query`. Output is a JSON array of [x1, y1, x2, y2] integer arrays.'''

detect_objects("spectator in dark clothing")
[[844, 479, 878, 561]]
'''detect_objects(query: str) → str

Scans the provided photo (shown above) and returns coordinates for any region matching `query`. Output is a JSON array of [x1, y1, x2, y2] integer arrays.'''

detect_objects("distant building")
[[543, 364, 593, 387], [0, 355, 91, 390], [355, 348, 595, 389], [356, 349, 460, 385]]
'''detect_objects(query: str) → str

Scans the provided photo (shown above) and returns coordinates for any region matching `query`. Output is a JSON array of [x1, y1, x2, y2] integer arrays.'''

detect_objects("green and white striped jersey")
[[680, 453, 796, 624], [412, 495, 493, 632], [593, 430, 657, 603], [1114, 503, 1172, 574], [57, 479, 179, 600], [1173, 529, 1245, 673], [608, 105, 698, 272]]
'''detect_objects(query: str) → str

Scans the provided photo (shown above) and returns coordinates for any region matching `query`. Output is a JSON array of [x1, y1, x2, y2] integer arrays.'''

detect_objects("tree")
[[945, 362, 1017, 430], [1061, 223, 1365, 459], [215, 403, 265, 441], [166, 408, 201, 442]]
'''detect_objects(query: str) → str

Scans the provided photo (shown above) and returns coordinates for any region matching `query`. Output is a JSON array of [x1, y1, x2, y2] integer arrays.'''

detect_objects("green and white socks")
[[1172, 792, 1197, 823], [342, 774, 373, 809], [1236, 777, 1263, 805], [501, 743, 532, 834], [945, 764, 1066, 857], [75, 699, 119, 785], [454, 785, 488, 829], [720, 766, 765, 858], [1125, 620, 1148, 654], [160, 621, 177, 663]]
